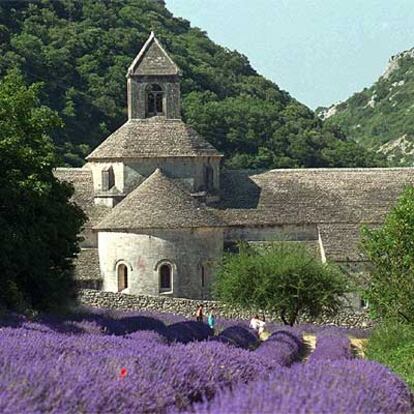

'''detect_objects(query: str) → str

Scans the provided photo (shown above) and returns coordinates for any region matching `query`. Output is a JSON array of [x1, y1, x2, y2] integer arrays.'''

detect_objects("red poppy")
[[120, 367, 128, 378]]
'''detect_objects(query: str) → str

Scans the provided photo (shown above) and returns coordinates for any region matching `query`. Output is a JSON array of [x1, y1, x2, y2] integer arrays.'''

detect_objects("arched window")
[[159, 263, 172, 292], [117, 264, 128, 292], [146, 84, 164, 116]]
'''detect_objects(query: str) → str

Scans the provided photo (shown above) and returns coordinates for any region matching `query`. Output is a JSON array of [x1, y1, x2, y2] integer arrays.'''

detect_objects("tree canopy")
[[0, 0, 384, 168], [361, 186, 414, 324], [0, 71, 86, 312], [213, 244, 348, 326], [321, 52, 414, 166]]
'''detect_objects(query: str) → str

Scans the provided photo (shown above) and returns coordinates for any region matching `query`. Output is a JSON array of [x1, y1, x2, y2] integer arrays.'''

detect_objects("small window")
[[201, 265, 205, 288], [204, 165, 214, 191], [146, 84, 164, 116], [159, 263, 172, 292], [117, 264, 128, 292], [102, 167, 115, 191]]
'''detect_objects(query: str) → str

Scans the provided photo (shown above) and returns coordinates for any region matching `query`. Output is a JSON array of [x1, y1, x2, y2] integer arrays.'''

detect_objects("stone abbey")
[[56, 33, 414, 305]]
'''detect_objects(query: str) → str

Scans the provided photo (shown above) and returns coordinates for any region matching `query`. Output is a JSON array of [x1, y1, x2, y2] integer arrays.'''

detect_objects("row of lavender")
[[191, 330, 413, 413], [0, 310, 412, 413], [0, 310, 303, 413]]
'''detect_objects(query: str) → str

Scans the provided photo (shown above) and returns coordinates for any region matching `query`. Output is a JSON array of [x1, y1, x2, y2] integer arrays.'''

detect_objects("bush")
[[365, 322, 414, 390], [214, 326, 259, 350], [255, 329, 304, 366], [194, 360, 414, 413], [361, 186, 414, 323], [308, 330, 354, 363], [214, 243, 348, 326], [166, 321, 213, 344]]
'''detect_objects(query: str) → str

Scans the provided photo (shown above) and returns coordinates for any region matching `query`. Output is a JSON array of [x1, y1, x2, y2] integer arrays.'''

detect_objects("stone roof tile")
[[216, 168, 414, 226], [127, 32, 180, 77], [86, 119, 221, 160], [54, 168, 109, 228], [95, 169, 222, 230]]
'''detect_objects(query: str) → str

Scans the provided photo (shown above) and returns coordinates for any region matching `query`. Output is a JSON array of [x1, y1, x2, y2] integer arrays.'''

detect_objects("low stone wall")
[[77, 289, 373, 328]]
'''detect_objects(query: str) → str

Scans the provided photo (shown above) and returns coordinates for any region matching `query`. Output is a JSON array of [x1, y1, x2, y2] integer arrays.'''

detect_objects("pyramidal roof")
[[95, 169, 222, 231], [127, 31, 180, 77], [86, 118, 221, 160]]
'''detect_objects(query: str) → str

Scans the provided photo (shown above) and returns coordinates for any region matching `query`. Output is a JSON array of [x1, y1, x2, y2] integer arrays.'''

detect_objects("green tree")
[[213, 244, 348, 326], [0, 0, 383, 169], [0, 71, 86, 312], [361, 186, 414, 323]]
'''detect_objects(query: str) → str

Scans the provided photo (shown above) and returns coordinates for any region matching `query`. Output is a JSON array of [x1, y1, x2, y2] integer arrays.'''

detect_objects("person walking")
[[207, 310, 216, 334], [249, 314, 265, 336], [196, 304, 204, 322]]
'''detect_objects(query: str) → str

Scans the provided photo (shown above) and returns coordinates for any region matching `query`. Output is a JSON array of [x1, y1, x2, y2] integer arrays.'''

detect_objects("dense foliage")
[[193, 360, 412, 414], [361, 186, 414, 324], [365, 322, 414, 390], [321, 50, 414, 166], [0, 0, 383, 168], [0, 72, 85, 312], [213, 244, 349, 326], [1, 309, 412, 413]]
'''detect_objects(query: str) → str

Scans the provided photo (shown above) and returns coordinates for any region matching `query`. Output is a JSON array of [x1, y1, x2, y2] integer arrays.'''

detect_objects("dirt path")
[[301, 334, 367, 360], [302, 334, 316, 360], [350, 337, 368, 358]]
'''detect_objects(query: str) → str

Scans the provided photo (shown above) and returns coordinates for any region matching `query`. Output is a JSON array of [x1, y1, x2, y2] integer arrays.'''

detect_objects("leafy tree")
[[0, 0, 383, 169], [361, 186, 414, 324], [213, 244, 348, 326], [324, 52, 414, 166], [0, 71, 86, 312]]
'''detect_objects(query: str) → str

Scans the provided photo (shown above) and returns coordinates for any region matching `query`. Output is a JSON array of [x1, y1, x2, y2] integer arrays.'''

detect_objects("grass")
[[364, 322, 414, 390]]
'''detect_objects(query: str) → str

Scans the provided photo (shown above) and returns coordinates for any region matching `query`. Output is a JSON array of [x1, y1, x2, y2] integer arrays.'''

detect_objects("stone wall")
[[78, 289, 373, 328], [98, 228, 223, 299]]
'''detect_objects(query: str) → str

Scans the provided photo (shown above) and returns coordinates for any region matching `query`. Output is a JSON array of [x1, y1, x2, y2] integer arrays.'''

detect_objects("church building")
[[56, 33, 414, 304]]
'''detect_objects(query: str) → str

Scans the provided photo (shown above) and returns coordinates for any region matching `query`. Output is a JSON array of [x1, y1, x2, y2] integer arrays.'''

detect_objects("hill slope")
[[0, 0, 381, 168], [319, 49, 414, 166]]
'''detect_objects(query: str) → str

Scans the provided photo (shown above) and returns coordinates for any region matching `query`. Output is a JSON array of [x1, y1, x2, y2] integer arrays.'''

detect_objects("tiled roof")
[[95, 169, 222, 230], [216, 168, 414, 226], [54, 168, 109, 229], [86, 119, 222, 160], [127, 32, 180, 77]]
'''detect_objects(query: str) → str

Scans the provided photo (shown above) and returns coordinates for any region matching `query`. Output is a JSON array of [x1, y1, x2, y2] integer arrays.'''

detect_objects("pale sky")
[[166, 0, 414, 109]]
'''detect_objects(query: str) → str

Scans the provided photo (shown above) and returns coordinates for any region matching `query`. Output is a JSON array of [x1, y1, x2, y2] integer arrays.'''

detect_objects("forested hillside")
[[0, 0, 383, 168], [319, 49, 414, 166]]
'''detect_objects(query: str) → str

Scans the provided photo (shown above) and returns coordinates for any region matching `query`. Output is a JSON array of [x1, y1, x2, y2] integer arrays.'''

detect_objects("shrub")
[[0, 324, 275, 413], [361, 186, 414, 323], [365, 322, 414, 390], [214, 243, 348, 325], [193, 360, 414, 413], [308, 330, 354, 362], [214, 326, 259, 349], [255, 329, 304, 366], [166, 321, 213, 344], [102, 315, 167, 336]]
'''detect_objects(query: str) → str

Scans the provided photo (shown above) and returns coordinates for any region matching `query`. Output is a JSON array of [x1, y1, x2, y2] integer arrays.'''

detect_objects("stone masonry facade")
[[54, 32, 414, 309]]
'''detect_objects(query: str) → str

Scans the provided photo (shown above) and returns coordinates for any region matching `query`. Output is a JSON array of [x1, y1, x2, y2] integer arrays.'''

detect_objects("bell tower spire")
[[127, 32, 181, 120]]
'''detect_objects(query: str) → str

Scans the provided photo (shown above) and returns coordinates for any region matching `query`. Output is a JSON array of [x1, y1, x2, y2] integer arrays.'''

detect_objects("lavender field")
[[0, 309, 412, 414]]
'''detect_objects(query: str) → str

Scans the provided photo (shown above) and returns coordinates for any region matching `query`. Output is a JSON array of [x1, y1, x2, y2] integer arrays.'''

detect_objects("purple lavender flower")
[[192, 360, 414, 414], [308, 329, 354, 362], [255, 328, 304, 366]]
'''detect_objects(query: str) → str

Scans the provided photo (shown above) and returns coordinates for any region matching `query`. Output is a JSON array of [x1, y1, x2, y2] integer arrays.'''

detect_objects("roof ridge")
[[95, 169, 222, 230], [263, 167, 414, 173], [127, 32, 180, 77]]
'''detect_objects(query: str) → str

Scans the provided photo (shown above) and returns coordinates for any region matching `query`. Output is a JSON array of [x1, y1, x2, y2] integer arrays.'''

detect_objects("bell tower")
[[127, 32, 181, 120]]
